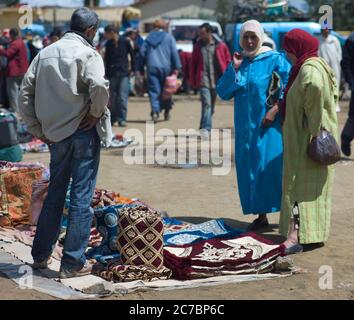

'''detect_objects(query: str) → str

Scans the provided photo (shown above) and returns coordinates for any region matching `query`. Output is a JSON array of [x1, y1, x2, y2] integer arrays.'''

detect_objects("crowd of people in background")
[[0, 16, 353, 163], [0, 5, 352, 277]]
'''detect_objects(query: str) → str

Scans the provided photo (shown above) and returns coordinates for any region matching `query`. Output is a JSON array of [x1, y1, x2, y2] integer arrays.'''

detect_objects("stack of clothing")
[[108, 134, 136, 149], [20, 138, 49, 153], [95, 260, 172, 283], [163, 233, 285, 280], [16, 119, 49, 153], [163, 218, 244, 246], [91, 188, 135, 208], [61, 187, 137, 255], [86, 203, 139, 264], [94, 205, 172, 282], [0, 162, 289, 284]]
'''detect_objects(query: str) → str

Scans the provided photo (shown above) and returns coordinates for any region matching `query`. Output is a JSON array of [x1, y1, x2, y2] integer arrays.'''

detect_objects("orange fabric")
[[0, 168, 43, 227], [114, 197, 134, 204]]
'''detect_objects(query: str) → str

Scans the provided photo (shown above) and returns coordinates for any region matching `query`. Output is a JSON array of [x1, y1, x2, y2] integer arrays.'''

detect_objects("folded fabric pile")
[[87, 212, 246, 266], [163, 217, 193, 233], [88, 227, 103, 248], [17, 119, 34, 144], [94, 260, 172, 283], [163, 218, 244, 246], [108, 134, 136, 149], [118, 205, 165, 269], [1, 160, 290, 285], [91, 188, 135, 208], [20, 138, 49, 153], [0, 161, 46, 227], [94, 205, 172, 282], [86, 203, 139, 264], [163, 233, 285, 280]]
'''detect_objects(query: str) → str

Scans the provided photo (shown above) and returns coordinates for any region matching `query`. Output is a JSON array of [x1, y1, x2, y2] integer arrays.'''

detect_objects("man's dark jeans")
[[109, 75, 130, 124], [31, 127, 100, 271]]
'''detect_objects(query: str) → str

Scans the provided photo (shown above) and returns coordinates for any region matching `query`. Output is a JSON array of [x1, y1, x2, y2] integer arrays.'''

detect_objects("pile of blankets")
[[1, 160, 289, 285], [164, 233, 285, 280]]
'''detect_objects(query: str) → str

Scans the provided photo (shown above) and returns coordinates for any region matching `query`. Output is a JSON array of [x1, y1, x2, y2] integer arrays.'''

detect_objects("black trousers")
[[341, 91, 354, 144], [0, 74, 9, 108]]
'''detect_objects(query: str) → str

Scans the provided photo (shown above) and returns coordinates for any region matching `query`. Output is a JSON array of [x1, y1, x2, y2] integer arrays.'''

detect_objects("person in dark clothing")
[[340, 32, 354, 156], [0, 28, 29, 113], [124, 28, 140, 60], [0, 31, 10, 108], [25, 32, 41, 63], [49, 27, 63, 44], [190, 23, 231, 134], [104, 24, 136, 127], [139, 18, 181, 121]]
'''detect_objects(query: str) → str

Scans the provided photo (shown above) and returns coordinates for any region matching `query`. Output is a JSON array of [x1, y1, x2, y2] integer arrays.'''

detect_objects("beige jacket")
[[19, 32, 110, 142]]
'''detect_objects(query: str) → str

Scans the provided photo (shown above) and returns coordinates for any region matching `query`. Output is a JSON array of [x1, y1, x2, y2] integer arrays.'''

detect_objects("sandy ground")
[[1, 95, 354, 300]]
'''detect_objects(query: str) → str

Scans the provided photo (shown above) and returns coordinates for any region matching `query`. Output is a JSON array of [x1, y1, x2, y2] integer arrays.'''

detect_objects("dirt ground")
[[1, 95, 354, 300]]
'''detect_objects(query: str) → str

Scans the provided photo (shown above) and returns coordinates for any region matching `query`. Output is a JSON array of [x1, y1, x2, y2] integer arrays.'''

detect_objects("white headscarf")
[[239, 20, 272, 58]]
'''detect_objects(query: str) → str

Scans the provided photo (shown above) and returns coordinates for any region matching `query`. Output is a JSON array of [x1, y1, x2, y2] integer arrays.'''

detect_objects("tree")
[[0, 0, 20, 7], [215, 0, 232, 29], [332, 0, 354, 31], [307, 0, 354, 31], [84, 0, 100, 7]]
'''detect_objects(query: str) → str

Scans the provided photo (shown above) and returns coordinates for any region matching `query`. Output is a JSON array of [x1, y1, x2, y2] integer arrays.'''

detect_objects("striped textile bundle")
[[117, 206, 164, 269]]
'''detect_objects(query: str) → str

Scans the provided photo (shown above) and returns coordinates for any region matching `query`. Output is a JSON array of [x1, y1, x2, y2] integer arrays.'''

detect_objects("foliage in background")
[[215, 0, 232, 29], [84, 0, 100, 7], [216, 0, 353, 32], [307, 0, 354, 31]]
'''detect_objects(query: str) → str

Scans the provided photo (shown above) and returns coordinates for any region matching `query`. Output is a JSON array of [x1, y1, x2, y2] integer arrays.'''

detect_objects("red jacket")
[[189, 39, 231, 89], [179, 51, 192, 82], [0, 38, 29, 77]]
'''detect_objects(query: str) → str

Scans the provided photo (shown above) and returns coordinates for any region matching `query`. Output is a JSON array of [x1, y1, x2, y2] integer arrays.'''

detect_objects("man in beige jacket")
[[19, 7, 110, 279]]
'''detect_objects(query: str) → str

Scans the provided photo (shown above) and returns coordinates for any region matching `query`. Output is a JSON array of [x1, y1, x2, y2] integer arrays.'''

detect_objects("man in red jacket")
[[0, 28, 29, 112], [190, 23, 231, 136]]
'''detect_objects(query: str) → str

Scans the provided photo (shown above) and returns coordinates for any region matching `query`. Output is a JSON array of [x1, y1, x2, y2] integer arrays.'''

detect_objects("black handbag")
[[307, 128, 341, 165]]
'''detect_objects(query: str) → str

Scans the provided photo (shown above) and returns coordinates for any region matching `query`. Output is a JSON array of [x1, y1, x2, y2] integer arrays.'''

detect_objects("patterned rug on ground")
[[0, 222, 304, 299]]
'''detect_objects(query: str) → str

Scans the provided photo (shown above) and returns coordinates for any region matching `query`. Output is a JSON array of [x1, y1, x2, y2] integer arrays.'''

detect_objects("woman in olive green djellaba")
[[279, 29, 339, 254]]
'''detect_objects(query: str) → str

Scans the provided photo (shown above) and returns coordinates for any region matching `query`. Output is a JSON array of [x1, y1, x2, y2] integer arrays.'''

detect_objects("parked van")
[[168, 18, 223, 53], [225, 21, 347, 53]]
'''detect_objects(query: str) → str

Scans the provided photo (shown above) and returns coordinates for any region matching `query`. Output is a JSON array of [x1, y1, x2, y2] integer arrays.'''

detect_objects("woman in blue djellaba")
[[217, 20, 291, 230]]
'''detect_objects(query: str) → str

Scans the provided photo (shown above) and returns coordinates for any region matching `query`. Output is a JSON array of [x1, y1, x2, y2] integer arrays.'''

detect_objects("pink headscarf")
[[282, 29, 319, 120]]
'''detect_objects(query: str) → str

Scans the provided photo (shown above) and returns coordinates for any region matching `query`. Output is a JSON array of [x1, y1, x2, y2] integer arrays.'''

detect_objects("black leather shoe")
[[247, 217, 269, 231], [164, 110, 171, 121], [341, 141, 351, 157], [303, 242, 324, 252], [151, 112, 159, 122]]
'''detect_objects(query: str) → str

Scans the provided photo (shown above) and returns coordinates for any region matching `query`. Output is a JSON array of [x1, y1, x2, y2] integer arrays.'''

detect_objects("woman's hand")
[[262, 104, 279, 127], [233, 52, 243, 70]]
